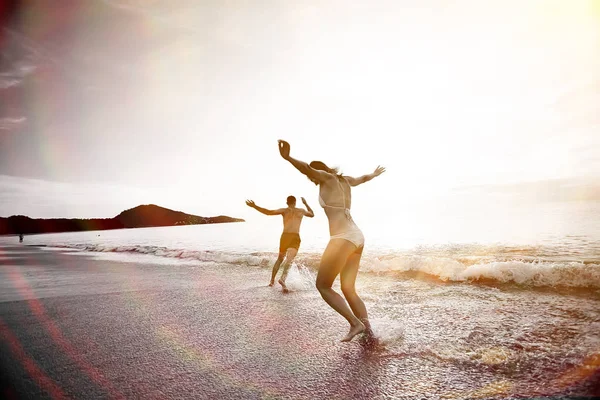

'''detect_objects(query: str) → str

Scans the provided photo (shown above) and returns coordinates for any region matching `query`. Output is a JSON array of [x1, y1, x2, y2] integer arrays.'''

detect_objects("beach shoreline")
[[1, 245, 598, 399]]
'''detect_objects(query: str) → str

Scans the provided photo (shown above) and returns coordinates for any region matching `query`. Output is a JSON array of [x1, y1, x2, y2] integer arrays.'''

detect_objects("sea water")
[[4, 200, 598, 288], [2, 200, 599, 397]]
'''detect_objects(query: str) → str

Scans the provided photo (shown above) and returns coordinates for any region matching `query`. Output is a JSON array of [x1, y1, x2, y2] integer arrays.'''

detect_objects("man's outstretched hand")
[[245, 200, 256, 208]]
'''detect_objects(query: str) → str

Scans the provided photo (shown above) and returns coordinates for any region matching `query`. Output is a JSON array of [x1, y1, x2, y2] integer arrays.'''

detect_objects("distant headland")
[[0, 204, 245, 235]]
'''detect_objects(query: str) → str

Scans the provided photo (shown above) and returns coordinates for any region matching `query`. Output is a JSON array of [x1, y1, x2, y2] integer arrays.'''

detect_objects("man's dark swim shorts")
[[279, 232, 301, 253]]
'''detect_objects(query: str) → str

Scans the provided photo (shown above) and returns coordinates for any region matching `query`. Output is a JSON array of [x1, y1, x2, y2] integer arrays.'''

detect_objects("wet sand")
[[0, 246, 598, 399]]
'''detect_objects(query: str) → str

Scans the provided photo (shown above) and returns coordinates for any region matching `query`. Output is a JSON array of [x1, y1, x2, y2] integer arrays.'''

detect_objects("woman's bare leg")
[[340, 248, 374, 339], [316, 239, 365, 341]]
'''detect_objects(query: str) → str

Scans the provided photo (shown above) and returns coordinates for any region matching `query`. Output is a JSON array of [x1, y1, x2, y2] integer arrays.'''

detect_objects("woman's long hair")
[[309, 161, 342, 185]]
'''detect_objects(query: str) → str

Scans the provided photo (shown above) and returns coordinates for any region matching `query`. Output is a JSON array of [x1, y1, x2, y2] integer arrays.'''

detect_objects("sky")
[[1, 0, 599, 219]]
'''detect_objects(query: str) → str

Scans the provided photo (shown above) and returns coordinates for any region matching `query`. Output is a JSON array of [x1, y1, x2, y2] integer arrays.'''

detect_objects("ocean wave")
[[362, 255, 600, 288], [49, 243, 600, 289], [56, 243, 277, 267]]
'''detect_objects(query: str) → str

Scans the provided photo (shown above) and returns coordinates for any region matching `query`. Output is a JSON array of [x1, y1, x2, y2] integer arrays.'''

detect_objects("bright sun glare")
[[135, 0, 599, 218]]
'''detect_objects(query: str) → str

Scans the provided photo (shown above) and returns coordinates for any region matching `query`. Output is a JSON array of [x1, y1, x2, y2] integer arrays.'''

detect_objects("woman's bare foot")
[[278, 279, 289, 293], [358, 331, 380, 347], [341, 320, 366, 342], [268, 281, 274, 287]]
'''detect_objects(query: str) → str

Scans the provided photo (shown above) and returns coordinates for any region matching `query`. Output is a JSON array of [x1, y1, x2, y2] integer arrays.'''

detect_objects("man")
[[245, 196, 314, 291]]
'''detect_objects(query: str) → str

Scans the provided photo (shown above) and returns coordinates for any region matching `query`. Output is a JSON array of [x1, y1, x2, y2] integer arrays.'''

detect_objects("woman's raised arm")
[[278, 140, 328, 184]]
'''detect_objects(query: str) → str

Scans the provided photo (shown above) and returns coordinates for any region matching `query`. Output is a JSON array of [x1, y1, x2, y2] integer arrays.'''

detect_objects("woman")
[[278, 140, 385, 342]]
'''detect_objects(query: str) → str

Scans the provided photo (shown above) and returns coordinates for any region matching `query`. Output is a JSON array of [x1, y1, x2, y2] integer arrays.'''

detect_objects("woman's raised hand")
[[373, 165, 386, 177], [278, 140, 291, 160]]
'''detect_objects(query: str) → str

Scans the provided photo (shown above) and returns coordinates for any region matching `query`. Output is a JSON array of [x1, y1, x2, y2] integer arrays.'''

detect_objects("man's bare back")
[[281, 207, 306, 234]]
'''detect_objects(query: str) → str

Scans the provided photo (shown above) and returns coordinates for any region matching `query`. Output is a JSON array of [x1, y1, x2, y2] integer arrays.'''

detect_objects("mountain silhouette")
[[0, 204, 244, 235]]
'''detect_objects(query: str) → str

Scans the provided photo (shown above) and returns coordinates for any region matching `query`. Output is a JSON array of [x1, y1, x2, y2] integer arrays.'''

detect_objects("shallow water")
[[2, 201, 599, 397], [1, 244, 599, 398]]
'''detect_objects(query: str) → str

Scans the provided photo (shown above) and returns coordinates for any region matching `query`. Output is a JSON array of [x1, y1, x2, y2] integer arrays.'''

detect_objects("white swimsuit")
[[319, 177, 365, 249]]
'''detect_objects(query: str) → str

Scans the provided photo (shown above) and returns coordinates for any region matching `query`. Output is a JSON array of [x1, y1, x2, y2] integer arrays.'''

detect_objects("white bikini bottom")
[[330, 224, 365, 249]]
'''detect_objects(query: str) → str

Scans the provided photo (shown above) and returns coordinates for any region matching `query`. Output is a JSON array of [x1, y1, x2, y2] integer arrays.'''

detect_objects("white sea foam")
[[362, 255, 600, 288], [46, 243, 600, 289]]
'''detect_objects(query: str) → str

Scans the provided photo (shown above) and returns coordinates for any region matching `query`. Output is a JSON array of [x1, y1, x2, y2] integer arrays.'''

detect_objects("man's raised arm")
[[301, 197, 314, 218], [246, 200, 284, 216]]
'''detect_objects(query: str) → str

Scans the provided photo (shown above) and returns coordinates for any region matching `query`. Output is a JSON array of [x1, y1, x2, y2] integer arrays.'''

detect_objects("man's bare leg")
[[269, 253, 285, 286], [278, 248, 298, 292]]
